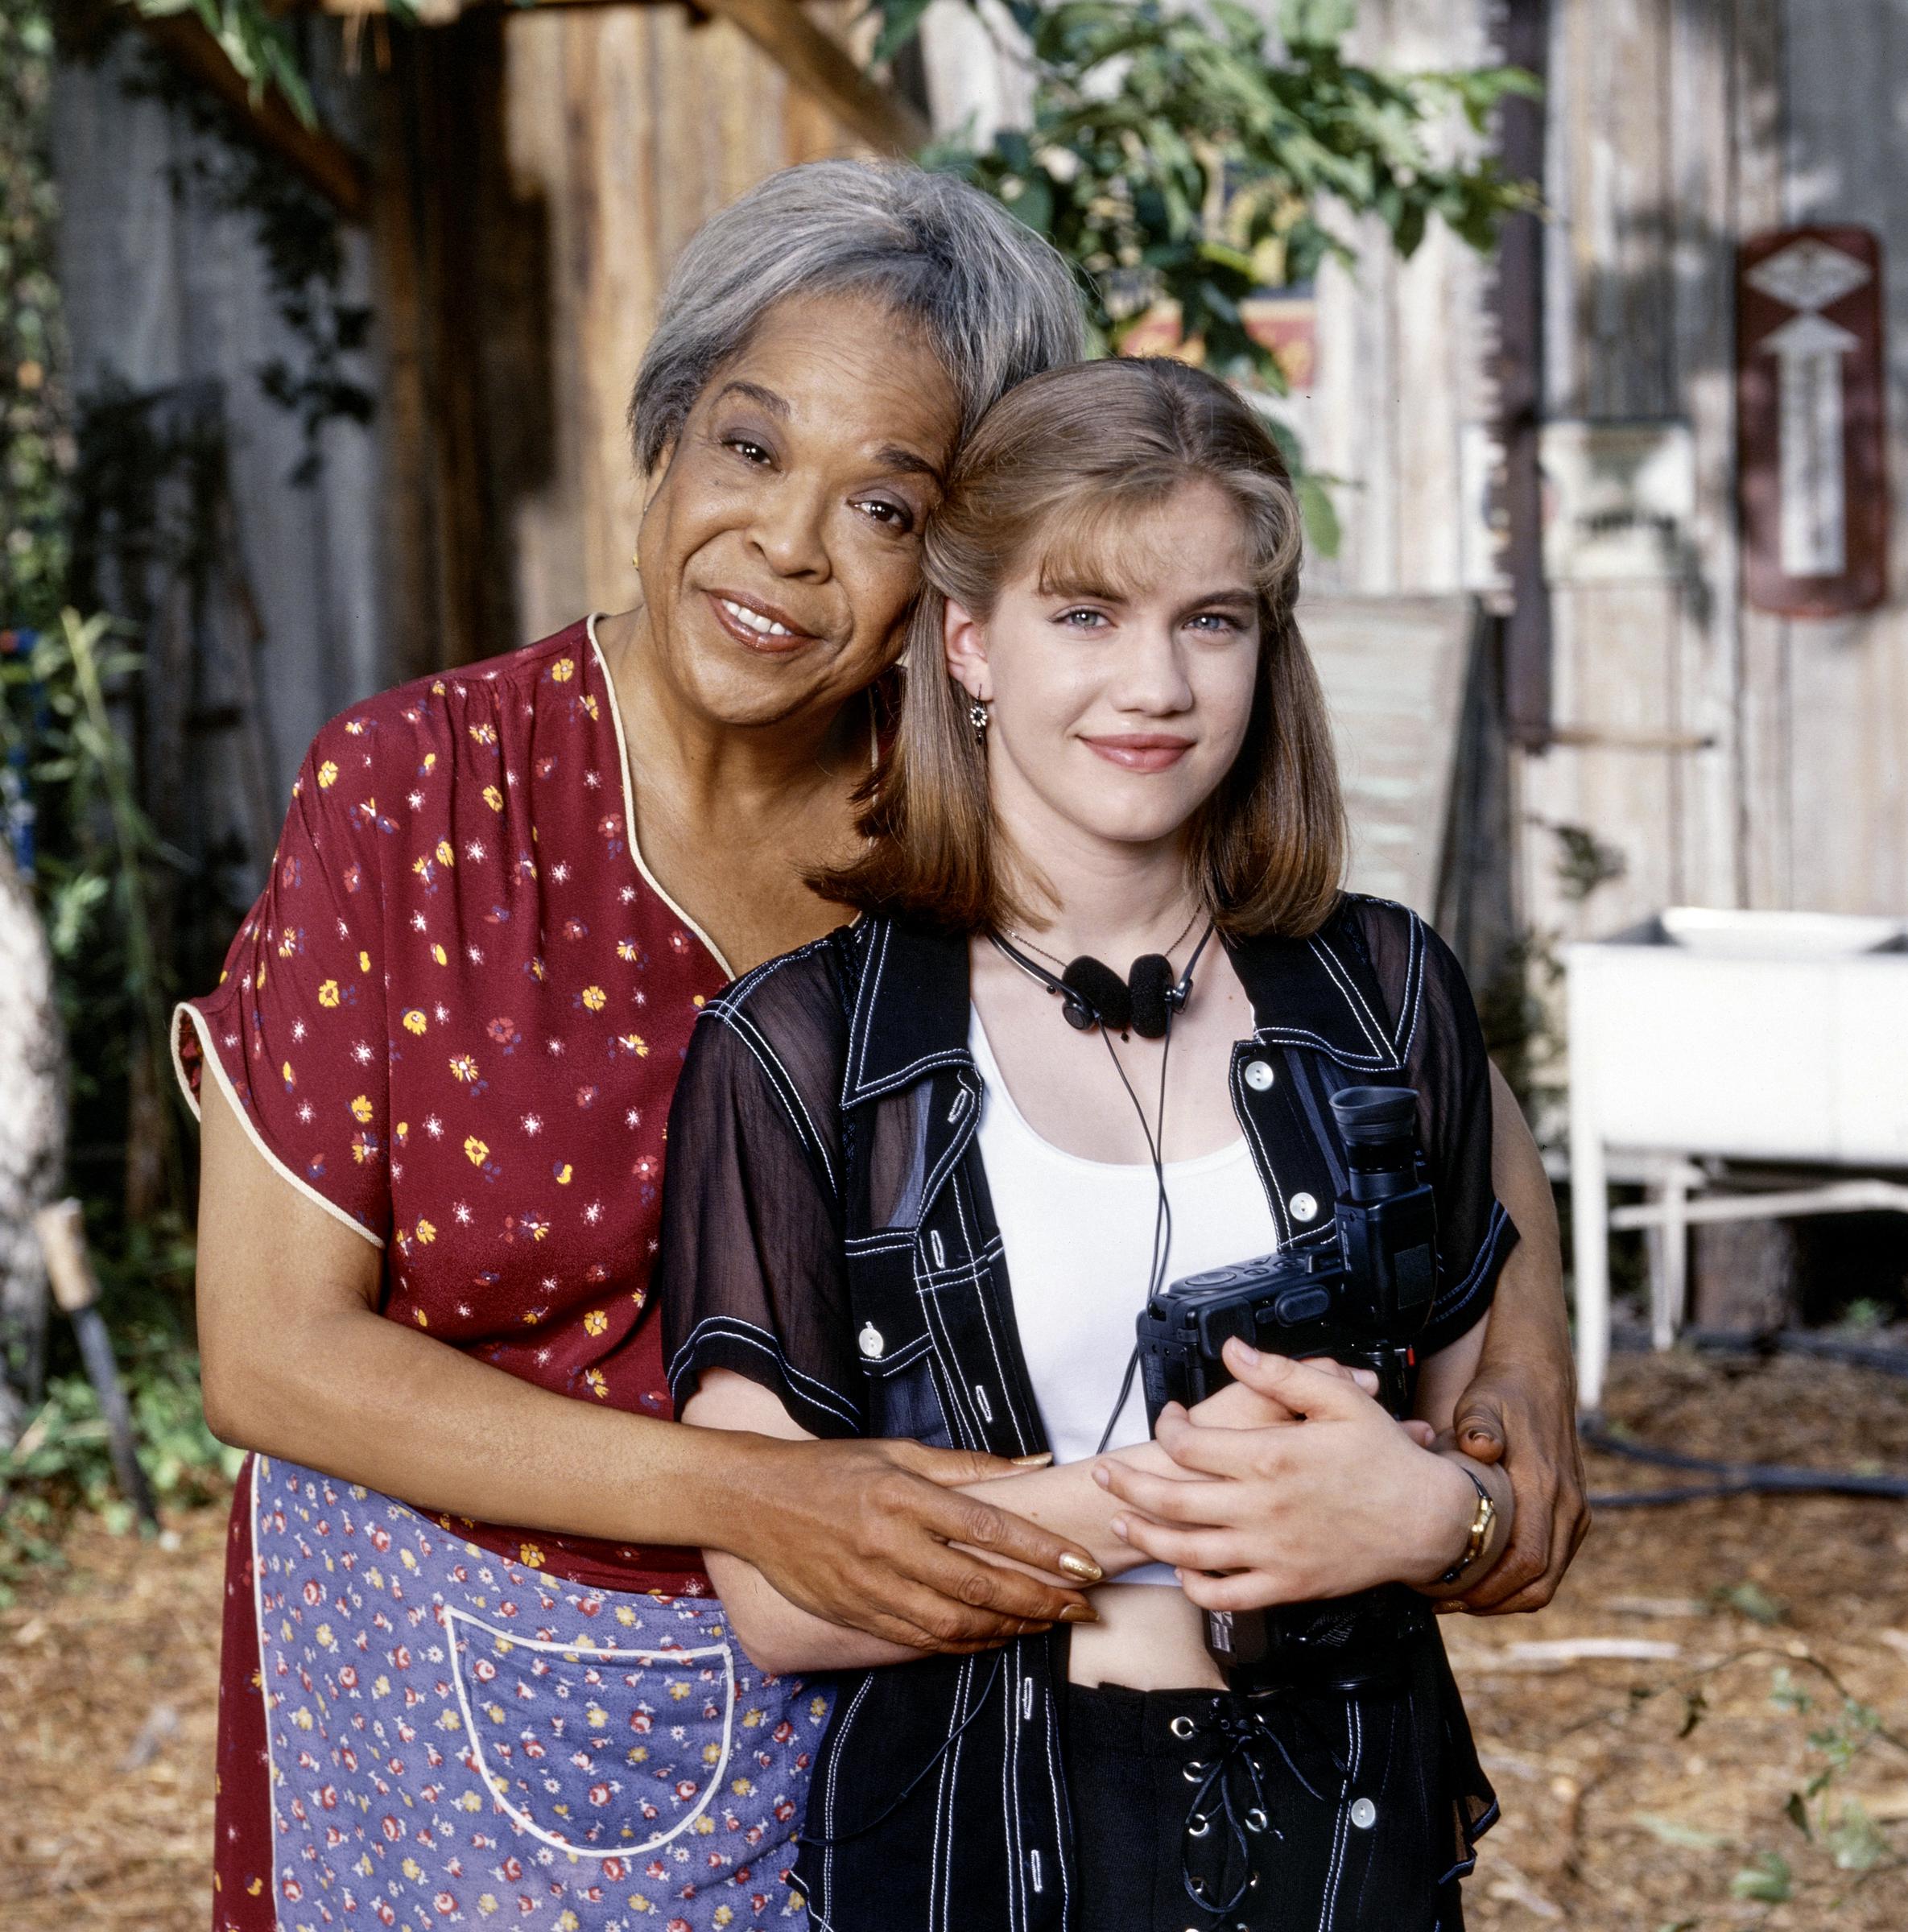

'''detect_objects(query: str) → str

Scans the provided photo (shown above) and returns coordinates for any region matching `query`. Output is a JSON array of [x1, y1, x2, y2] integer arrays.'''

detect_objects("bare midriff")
[[1068, 1582, 1227, 1690]]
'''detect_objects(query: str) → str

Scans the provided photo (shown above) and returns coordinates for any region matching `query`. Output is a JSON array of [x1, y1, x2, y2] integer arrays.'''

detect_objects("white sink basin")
[[1660, 906, 1905, 960]]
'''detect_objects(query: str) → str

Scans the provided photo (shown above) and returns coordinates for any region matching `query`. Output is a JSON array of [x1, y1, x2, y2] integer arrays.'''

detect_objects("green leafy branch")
[[129, 0, 317, 123], [872, 0, 1534, 551], [1662, 1646, 1908, 1906], [0, 612, 180, 1120], [879, 0, 1535, 380]]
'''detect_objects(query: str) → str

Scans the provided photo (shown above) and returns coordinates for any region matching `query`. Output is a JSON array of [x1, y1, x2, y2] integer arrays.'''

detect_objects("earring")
[[968, 697, 990, 745]]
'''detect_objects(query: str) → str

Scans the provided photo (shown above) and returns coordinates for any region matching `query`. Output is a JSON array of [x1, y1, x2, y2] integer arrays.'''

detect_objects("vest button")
[[1289, 1191, 1319, 1224], [1349, 1797, 1378, 1830], [857, 1323, 886, 1360], [1243, 1059, 1276, 1092]]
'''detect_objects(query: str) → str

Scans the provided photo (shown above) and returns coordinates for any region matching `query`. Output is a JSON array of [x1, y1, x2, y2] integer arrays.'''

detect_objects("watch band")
[[1436, 1467, 1497, 1587]]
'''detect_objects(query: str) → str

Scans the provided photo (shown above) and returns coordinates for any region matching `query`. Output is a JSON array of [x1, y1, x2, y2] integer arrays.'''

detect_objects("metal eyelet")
[[1169, 1715, 1196, 1740], [1245, 1806, 1270, 1835], [1185, 1814, 1212, 1839], [1181, 1760, 1208, 1782]]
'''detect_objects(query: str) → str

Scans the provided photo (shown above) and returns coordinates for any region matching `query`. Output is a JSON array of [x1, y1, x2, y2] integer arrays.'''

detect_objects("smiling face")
[[634, 292, 961, 731], [945, 478, 1264, 874]]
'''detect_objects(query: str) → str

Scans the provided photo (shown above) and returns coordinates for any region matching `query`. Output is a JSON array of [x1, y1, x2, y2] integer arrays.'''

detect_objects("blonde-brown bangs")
[[813, 357, 1345, 940]]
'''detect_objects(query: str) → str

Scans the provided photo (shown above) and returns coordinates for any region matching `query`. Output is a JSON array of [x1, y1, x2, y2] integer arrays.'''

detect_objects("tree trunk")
[[0, 844, 66, 1444]]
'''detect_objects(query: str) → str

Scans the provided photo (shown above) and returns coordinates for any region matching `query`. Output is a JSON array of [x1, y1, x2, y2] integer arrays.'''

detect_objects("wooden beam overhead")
[[693, 0, 929, 154], [312, 0, 931, 155], [137, 11, 370, 220]]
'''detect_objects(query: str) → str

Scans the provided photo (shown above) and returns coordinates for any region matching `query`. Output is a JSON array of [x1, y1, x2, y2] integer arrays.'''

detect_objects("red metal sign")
[[1737, 226, 1887, 616]]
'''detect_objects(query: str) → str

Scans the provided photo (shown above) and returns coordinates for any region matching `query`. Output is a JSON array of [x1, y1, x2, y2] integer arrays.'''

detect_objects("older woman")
[[182, 161, 1581, 1932]]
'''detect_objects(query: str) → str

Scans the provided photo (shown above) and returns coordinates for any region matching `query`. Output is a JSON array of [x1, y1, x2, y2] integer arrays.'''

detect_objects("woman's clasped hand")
[[1094, 1338, 1509, 1612], [721, 1431, 1096, 1650]]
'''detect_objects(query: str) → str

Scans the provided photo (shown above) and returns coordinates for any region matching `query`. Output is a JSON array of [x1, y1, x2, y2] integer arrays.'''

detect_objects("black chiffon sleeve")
[[657, 945, 865, 1440], [1347, 902, 1520, 1360]]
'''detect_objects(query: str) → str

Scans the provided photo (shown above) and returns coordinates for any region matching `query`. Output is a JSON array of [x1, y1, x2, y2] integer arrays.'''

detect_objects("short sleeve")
[[1355, 906, 1519, 1358], [658, 1001, 862, 1439], [173, 719, 392, 1245]]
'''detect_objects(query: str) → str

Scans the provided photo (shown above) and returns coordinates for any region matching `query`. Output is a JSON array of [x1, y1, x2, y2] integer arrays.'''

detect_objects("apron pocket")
[[446, 1606, 736, 1858]]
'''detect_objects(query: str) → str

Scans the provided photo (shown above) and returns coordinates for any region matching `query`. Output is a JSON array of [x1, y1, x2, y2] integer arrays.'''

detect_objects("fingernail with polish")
[[1011, 1452, 1054, 1468], [1060, 1603, 1100, 1623], [1058, 1553, 1104, 1583]]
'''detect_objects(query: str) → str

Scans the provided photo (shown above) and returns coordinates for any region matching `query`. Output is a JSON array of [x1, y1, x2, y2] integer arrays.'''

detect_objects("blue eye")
[[1056, 607, 1110, 630], [1187, 612, 1242, 634]]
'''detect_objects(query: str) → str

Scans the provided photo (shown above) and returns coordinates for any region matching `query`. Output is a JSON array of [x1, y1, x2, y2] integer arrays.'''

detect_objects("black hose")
[[1588, 1327, 1908, 1508]]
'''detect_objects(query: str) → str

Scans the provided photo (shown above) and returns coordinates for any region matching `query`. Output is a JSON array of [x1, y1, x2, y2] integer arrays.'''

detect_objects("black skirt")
[[1063, 1630, 1490, 1931]]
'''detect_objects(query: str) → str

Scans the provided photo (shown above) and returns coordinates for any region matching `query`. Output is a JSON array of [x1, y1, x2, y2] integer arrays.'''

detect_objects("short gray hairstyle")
[[629, 160, 1086, 473]]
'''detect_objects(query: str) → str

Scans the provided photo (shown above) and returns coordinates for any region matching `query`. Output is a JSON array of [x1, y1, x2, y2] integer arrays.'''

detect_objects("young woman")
[[662, 357, 1528, 1930]]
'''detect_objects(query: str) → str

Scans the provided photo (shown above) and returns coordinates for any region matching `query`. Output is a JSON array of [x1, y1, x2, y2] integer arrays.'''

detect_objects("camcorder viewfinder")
[[1135, 1084, 1438, 1682]]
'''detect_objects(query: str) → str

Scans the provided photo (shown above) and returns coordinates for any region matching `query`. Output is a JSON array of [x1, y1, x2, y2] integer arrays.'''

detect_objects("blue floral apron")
[[249, 1455, 828, 1930]]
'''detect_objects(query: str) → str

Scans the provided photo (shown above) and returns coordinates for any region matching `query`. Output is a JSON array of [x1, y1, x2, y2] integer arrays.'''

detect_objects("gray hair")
[[628, 160, 1085, 473]]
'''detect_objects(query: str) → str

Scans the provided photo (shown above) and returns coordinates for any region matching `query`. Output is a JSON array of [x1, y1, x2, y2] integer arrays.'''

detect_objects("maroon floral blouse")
[[176, 619, 732, 1927]]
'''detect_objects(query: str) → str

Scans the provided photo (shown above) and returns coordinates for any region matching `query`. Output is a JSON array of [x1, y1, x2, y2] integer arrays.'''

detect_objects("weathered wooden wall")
[[52, 26, 386, 812], [372, 2, 870, 675], [53, 3, 870, 816], [1250, 0, 1908, 944], [54, 0, 1907, 933]]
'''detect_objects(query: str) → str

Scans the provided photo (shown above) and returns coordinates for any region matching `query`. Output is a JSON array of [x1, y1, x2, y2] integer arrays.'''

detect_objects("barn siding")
[[49, 1, 1907, 934], [52, 33, 386, 811]]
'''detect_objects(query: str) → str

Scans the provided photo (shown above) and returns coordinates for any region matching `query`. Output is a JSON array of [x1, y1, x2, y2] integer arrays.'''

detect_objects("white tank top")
[[969, 1011, 1280, 1585]]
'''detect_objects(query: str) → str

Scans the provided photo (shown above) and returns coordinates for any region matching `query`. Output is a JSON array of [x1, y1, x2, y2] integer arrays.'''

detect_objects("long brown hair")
[[817, 357, 1345, 938]]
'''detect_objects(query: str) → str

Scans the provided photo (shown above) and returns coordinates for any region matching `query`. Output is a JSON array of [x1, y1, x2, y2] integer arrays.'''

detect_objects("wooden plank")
[[1666, 0, 1749, 909], [1302, 592, 1479, 914], [1731, 0, 1792, 908], [1497, 0, 1553, 741], [697, 0, 928, 152], [1777, 0, 1908, 914], [135, 11, 370, 219]]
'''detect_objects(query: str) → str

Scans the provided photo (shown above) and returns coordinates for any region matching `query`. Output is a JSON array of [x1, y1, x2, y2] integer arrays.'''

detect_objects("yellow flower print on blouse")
[[482, 784, 503, 811], [581, 985, 606, 1012], [583, 1309, 608, 1336], [449, 1055, 479, 1082], [403, 1009, 427, 1034], [350, 1095, 374, 1123], [551, 657, 575, 683], [316, 760, 339, 789], [464, 1136, 488, 1165], [318, 980, 340, 1008]]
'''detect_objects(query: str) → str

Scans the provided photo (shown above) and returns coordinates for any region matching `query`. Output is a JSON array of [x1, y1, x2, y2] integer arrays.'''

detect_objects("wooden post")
[[134, 11, 371, 221], [1495, 0, 1552, 749]]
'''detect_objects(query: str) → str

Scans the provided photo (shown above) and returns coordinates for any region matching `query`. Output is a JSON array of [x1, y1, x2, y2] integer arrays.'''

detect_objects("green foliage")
[[0, 0, 69, 634], [0, 1216, 230, 1603], [1729, 1850, 1794, 1902], [883, 0, 1535, 386], [0, 612, 177, 1150], [129, 0, 315, 123], [122, 50, 374, 483]]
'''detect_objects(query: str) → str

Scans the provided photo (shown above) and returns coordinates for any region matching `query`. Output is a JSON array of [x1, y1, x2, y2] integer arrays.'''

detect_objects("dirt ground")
[[2, 1349, 1906, 1931]]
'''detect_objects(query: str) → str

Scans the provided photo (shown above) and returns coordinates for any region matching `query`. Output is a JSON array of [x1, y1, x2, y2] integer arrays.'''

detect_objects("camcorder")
[[1135, 1084, 1438, 1684]]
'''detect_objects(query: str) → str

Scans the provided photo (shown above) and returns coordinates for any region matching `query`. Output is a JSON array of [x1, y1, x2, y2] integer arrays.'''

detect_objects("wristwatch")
[[1436, 1467, 1497, 1587]]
